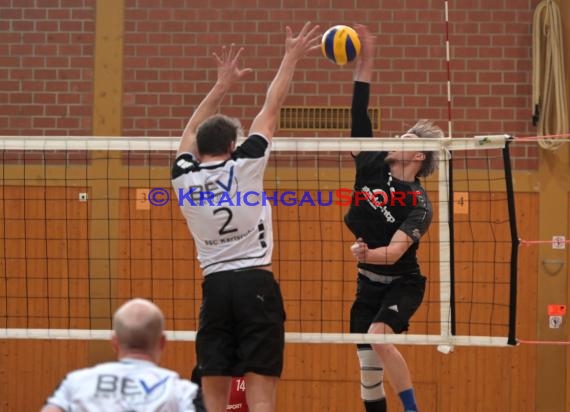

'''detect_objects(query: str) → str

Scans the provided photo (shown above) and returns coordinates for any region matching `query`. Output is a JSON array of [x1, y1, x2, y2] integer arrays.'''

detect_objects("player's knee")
[[371, 341, 389, 353], [357, 347, 385, 401], [372, 342, 401, 362]]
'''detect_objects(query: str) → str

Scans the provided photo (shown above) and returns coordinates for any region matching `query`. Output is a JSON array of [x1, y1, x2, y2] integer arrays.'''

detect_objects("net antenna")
[[0, 135, 519, 349]]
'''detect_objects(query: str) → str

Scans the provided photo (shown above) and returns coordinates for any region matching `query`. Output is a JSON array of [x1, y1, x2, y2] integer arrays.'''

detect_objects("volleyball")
[[321, 25, 361, 65]]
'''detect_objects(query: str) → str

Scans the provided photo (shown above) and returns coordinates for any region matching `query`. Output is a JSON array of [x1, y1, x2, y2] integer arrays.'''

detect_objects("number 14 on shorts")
[[227, 377, 248, 411], [234, 377, 245, 392]]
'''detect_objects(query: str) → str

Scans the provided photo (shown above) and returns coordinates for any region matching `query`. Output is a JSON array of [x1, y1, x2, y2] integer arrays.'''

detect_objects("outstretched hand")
[[284, 21, 321, 60], [353, 24, 376, 60], [212, 44, 253, 88], [352, 24, 375, 82]]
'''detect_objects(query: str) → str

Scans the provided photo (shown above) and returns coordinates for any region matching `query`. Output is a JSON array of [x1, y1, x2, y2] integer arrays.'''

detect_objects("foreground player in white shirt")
[[171, 22, 320, 412], [41, 299, 203, 412]]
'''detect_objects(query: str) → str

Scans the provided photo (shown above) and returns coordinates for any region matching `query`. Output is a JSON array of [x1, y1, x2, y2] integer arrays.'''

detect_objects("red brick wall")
[[121, 0, 540, 170], [0, 0, 95, 136], [1, 0, 545, 168]]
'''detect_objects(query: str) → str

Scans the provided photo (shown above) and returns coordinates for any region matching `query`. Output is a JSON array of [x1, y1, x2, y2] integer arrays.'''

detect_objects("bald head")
[[112, 298, 165, 354]]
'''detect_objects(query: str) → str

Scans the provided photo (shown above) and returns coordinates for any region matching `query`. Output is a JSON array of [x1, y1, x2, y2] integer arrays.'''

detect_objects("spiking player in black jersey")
[[345, 25, 444, 412], [171, 23, 321, 412]]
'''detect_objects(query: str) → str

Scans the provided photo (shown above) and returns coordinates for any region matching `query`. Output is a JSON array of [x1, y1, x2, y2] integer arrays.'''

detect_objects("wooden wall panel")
[[273, 192, 538, 412], [416, 192, 537, 411], [0, 186, 90, 329], [0, 340, 90, 411], [0, 185, 90, 411], [564, 193, 570, 411], [117, 187, 201, 331], [0, 183, 540, 412]]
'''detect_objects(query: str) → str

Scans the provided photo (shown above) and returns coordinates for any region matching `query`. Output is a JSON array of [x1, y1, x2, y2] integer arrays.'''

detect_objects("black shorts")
[[350, 272, 426, 335], [196, 268, 286, 377]]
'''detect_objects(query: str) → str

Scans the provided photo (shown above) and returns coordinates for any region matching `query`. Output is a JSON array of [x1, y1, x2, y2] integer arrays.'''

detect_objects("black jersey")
[[344, 151, 432, 276], [344, 81, 432, 276]]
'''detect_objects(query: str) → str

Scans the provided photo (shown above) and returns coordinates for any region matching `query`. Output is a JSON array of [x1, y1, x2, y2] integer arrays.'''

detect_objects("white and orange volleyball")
[[321, 25, 361, 65]]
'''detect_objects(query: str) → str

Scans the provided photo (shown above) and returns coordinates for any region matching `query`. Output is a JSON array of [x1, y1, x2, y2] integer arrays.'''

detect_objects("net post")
[[438, 146, 453, 345], [447, 146, 457, 337], [502, 137, 519, 346]]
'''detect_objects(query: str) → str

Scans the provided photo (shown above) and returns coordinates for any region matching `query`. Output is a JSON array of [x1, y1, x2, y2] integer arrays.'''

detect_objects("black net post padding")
[[502, 137, 519, 346], [448, 150, 456, 336]]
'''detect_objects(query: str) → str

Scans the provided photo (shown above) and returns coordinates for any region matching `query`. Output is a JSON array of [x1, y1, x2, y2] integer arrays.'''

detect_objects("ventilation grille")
[[279, 106, 380, 131]]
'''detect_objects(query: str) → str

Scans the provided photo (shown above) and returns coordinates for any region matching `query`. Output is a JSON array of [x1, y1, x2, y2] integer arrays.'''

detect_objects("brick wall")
[[1, 0, 546, 168], [0, 0, 94, 136], [120, 0, 544, 170]]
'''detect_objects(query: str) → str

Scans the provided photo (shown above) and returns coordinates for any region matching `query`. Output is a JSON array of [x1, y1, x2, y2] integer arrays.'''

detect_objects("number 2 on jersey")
[[213, 207, 238, 235]]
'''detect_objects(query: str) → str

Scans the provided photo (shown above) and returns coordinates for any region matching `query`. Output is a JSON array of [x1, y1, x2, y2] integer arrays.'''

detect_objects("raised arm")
[[249, 22, 321, 140], [351, 24, 376, 150], [353, 24, 375, 84], [177, 45, 252, 156]]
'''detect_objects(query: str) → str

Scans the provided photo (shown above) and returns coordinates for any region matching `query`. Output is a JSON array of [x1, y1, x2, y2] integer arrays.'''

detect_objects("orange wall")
[[0, 187, 539, 411]]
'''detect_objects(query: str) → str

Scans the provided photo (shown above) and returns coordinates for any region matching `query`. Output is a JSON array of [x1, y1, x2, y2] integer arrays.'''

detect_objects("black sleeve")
[[351, 81, 372, 138], [193, 388, 206, 412], [190, 366, 201, 387], [232, 134, 268, 159], [399, 205, 432, 243], [190, 365, 206, 411], [171, 153, 198, 180]]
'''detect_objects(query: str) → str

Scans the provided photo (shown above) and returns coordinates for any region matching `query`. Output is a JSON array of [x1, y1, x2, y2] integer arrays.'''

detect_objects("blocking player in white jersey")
[[40, 299, 203, 412], [171, 22, 320, 412]]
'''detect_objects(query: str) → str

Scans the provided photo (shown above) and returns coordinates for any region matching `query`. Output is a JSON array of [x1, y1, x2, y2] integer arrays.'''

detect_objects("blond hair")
[[406, 119, 444, 177]]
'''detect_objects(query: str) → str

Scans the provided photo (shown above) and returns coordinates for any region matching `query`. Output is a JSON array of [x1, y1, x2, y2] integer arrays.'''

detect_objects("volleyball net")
[[0, 135, 519, 347]]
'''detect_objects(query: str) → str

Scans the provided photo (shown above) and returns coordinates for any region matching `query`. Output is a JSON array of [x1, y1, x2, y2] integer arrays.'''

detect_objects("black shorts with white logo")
[[350, 272, 426, 335], [196, 268, 286, 377]]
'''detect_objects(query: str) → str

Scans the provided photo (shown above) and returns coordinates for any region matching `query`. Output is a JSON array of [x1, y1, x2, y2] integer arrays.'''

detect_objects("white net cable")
[[0, 135, 509, 152]]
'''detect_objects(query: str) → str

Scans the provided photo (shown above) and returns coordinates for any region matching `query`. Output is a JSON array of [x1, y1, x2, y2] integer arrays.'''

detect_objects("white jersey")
[[171, 134, 273, 276], [44, 358, 201, 412]]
